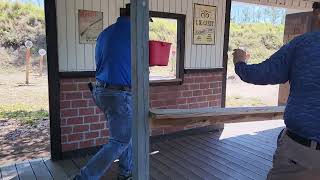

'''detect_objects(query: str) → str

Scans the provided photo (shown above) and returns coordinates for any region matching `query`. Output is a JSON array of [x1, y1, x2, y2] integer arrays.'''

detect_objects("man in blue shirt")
[[233, 3, 320, 179], [74, 5, 133, 180]]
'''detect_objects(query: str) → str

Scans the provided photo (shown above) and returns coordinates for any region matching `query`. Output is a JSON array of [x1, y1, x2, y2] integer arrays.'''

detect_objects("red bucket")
[[149, 40, 172, 66]]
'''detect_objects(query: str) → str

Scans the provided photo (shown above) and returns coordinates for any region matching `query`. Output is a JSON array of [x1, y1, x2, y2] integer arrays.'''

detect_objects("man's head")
[[312, 2, 320, 29], [120, 3, 154, 22]]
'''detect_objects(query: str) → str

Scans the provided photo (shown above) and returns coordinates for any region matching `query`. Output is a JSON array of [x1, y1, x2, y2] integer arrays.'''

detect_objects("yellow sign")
[[79, 10, 103, 44], [193, 4, 216, 45]]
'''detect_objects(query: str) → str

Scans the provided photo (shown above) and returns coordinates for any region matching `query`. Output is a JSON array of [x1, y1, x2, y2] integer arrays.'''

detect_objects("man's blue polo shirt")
[[95, 16, 131, 86]]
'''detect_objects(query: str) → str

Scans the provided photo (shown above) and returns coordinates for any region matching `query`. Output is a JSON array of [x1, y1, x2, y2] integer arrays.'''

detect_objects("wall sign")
[[193, 4, 216, 45], [79, 10, 103, 44]]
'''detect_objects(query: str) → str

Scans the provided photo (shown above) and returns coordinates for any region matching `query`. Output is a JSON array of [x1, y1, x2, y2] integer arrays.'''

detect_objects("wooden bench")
[[150, 106, 285, 127]]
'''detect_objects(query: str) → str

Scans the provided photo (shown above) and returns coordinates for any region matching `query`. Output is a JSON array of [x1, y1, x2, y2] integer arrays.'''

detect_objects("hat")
[[121, 3, 153, 22]]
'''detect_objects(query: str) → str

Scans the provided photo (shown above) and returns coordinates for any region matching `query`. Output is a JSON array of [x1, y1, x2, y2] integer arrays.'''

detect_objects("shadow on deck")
[[0, 120, 285, 180]]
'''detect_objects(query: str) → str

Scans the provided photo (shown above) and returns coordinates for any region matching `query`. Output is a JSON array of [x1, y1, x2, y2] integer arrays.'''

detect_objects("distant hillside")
[[0, 1, 45, 71]]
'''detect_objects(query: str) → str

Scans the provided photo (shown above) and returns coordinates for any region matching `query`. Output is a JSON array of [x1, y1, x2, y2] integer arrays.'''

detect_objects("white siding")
[[56, 0, 227, 71], [236, 0, 314, 10]]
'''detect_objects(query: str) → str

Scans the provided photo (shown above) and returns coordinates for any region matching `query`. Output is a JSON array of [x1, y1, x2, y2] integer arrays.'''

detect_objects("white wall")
[[56, 0, 227, 72], [235, 0, 314, 10]]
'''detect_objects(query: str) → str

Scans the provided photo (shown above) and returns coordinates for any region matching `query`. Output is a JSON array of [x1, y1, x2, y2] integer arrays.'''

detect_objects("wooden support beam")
[[150, 106, 285, 127], [131, 0, 150, 180]]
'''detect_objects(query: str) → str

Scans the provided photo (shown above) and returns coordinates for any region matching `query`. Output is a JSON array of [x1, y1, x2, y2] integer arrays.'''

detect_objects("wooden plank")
[[151, 149, 203, 180], [216, 0, 223, 68], [16, 162, 36, 180], [75, 0, 85, 71], [66, 0, 77, 71], [208, 0, 214, 68], [176, 0, 182, 13], [108, 0, 117, 24], [185, 0, 192, 69], [101, 0, 109, 28], [0, 165, 19, 180], [131, 0, 150, 179], [29, 159, 53, 180], [57, 159, 80, 178], [56, 0, 68, 71], [163, 0, 170, 12], [43, 158, 69, 180], [92, 0, 101, 70], [158, 0, 164, 12], [72, 157, 89, 169], [151, 0, 157, 11], [150, 160, 172, 180], [159, 142, 240, 180], [150, 156, 185, 179], [173, 138, 266, 179], [169, 0, 176, 13], [197, 135, 273, 167], [154, 144, 225, 180], [188, 136, 271, 173], [84, 0, 94, 72]]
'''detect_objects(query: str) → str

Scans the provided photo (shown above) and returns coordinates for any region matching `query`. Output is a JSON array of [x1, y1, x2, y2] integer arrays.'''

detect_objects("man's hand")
[[232, 49, 250, 65]]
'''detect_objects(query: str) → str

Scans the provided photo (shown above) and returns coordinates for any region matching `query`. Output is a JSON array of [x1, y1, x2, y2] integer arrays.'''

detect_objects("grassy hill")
[[0, 1, 45, 72]]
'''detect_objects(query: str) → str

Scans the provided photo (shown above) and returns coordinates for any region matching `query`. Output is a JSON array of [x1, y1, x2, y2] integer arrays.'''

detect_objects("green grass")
[[0, 104, 49, 126], [226, 96, 267, 107]]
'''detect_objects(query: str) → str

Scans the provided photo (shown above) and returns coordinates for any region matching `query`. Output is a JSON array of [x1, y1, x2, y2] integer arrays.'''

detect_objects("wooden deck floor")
[[0, 120, 285, 180]]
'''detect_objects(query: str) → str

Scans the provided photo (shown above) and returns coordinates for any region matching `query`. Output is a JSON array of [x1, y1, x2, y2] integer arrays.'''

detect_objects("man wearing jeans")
[[74, 5, 133, 180], [233, 2, 320, 179]]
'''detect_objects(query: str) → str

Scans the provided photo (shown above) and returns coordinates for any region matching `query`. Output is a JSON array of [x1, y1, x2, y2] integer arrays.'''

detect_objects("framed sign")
[[193, 4, 216, 45], [79, 10, 103, 44]]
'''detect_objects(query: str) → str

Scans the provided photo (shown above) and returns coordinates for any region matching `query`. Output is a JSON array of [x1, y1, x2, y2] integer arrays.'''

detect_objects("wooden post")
[[39, 55, 43, 76], [25, 48, 31, 84], [131, 0, 150, 180]]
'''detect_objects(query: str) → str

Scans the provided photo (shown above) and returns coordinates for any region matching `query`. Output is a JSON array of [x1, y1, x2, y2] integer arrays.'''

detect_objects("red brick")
[[194, 77, 206, 83], [151, 100, 165, 108], [199, 102, 209, 108], [83, 91, 92, 99], [61, 127, 72, 135], [178, 104, 188, 109], [189, 84, 200, 90], [100, 130, 109, 137], [73, 125, 89, 133], [182, 91, 192, 97], [61, 135, 68, 143], [150, 86, 168, 93], [61, 109, 78, 117], [203, 89, 213, 95], [84, 116, 100, 123], [96, 138, 108, 146], [100, 114, 106, 122], [60, 94, 65, 101], [207, 95, 216, 101], [79, 108, 95, 116], [165, 99, 176, 106], [90, 123, 105, 131], [197, 96, 207, 102], [61, 84, 77, 92], [68, 133, 84, 142], [88, 99, 96, 107], [73, 78, 90, 83], [60, 101, 71, 109], [95, 107, 103, 115], [65, 92, 82, 100], [167, 105, 178, 109], [176, 98, 187, 104], [62, 143, 78, 152], [184, 77, 195, 83], [78, 83, 89, 91], [67, 117, 83, 125], [187, 97, 197, 103], [179, 84, 190, 91], [80, 140, 95, 148], [209, 101, 218, 107], [150, 93, 158, 101], [61, 79, 74, 84], [213, 88, 221, 95], [189, 103, 199, 109], [200, 83, 210, 89], [192, 90, 202, 97], [71, 100, 88, 108], [61, 119, 67, 126], [85, 131, 100, 139]]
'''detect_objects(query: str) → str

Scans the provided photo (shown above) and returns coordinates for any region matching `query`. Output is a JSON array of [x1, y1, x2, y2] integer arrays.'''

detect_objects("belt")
[[95, 81, 131, 92], [286, 130, 320, 150]]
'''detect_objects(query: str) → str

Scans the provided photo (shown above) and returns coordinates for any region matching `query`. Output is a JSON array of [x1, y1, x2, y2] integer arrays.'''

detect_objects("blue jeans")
[[78, 87, 133, 180]]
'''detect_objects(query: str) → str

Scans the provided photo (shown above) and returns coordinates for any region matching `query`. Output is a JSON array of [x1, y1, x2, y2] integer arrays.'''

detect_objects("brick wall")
[[59, 71, 223, 152]]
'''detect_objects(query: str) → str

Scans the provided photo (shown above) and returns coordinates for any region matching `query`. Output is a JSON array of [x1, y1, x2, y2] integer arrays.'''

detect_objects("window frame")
[[149, 11, 186, 86]]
